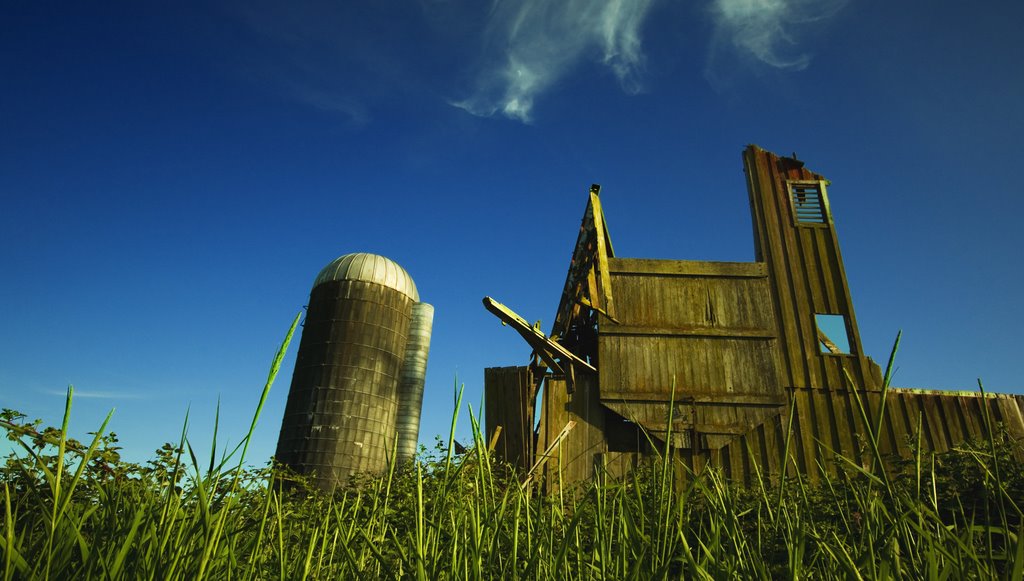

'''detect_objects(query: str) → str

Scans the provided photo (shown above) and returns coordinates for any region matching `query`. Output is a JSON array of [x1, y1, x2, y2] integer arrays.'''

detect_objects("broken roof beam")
[[482, 296, 597, 391], [550, 185, 617, 341]]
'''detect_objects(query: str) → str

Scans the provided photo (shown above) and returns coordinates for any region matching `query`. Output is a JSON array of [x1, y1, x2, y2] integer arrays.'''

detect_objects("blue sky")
[[2, 0, 1022, 466]]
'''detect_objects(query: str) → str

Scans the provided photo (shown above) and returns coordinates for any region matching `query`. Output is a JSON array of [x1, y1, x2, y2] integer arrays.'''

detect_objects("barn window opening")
[[789, 181, 827, 224], [815, 314, 852, 354]]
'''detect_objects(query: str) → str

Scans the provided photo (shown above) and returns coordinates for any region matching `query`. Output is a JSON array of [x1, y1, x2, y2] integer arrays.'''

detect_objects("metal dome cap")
[[313, 253, 419, 301]]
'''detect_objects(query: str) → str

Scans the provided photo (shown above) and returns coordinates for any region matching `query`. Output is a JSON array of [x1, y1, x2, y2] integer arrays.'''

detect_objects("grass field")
[[2, 318, 1022, 579]]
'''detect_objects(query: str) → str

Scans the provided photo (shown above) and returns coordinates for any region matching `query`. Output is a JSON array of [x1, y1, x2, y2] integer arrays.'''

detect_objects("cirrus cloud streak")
[[452, 0, 655, 122], [708, 0, 847, 71]]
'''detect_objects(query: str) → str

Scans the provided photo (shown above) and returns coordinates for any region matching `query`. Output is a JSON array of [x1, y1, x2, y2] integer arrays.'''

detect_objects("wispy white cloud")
[[707, 0, 846, 72], [228, 0, 840, 125], [453, 0, 655, 123]]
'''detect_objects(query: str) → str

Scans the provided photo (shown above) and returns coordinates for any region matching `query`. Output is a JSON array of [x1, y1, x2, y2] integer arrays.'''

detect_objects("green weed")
[[1, 324, 1021, 579]]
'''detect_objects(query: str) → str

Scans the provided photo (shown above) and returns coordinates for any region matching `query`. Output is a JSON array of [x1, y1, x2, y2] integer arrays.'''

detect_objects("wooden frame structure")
[[484, 145, 1024, 488]]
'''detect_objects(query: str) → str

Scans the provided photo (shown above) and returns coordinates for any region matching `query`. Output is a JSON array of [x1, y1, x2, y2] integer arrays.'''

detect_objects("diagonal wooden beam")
[[817, 327, 843, 354], [521, 420, 576, 490], [551, 184, 618, 340], [483, 296, 597, 386], [588, 189, 617, 320]]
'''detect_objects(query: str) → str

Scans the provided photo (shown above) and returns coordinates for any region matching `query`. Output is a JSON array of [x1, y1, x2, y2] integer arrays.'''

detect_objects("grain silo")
[[396, 302, 434, 464], [275, 253, 433, 490]]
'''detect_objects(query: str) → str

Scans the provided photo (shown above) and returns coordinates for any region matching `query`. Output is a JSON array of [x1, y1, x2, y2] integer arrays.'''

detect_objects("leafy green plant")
[[1, 322, 1022, 579]]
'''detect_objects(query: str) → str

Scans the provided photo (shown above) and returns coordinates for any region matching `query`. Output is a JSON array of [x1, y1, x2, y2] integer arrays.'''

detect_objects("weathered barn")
[[484, 145, 1024, 488]]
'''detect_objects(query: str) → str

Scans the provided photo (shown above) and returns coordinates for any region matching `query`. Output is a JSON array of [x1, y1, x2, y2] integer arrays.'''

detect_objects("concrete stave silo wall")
[[395, 302, 434, 464], [275, 253, 428, 490]]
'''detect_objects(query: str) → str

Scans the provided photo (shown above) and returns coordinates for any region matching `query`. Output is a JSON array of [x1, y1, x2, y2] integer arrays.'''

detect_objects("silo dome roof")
[[313, 253, 419, 301]]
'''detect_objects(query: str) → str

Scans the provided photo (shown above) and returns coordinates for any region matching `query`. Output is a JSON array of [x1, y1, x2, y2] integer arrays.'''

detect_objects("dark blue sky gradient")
[[2, 1, 1022, 464]]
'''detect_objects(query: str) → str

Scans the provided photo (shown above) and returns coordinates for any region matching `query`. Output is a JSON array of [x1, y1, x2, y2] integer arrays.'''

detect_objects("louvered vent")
[[789, 181, 827, 224]]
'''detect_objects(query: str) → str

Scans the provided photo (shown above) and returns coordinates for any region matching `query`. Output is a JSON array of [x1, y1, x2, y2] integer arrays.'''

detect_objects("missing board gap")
[[815, 313, 852, 354]]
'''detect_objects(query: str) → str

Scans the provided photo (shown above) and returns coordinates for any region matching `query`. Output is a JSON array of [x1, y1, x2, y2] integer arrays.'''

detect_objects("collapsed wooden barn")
[[483, 145, 1024, 488]]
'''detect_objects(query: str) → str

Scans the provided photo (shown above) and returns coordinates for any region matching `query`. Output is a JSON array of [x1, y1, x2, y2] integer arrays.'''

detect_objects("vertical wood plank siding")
[[483, 366, 537, 472], [743, 146, 883, 392], [715, 389, 1024, 485], [484, 145, 1024, 491], [597, 257, 787, 466], [535, 375, 608, 492]]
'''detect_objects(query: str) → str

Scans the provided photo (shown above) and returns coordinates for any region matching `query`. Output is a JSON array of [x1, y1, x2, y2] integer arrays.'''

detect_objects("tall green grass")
[[1, 323, 1022, 579]]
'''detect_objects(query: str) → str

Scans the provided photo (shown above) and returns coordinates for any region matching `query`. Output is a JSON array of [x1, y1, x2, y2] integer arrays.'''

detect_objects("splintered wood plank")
[[487, 426, 503, 452], [832, 391, 859, 467], [525, 418, 576, 492], [776, 168, 819, 390], [539, 379, 569, 490], [817, 328, 842, 354], [483, 297, 596, 379]]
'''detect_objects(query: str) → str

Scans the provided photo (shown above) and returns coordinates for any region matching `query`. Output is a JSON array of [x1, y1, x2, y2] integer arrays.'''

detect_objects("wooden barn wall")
[[599, 258, 781, 401], [742, 146, 882, 392], [536, 374, 607, 492], [533, 386, 1024, 489], [596, 257, 787, 458], [483, 366, 536, 472], [714, 388, 1024, 486], [495, 146, 1024, 491]]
